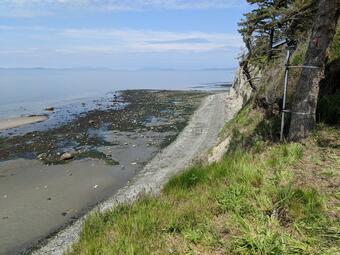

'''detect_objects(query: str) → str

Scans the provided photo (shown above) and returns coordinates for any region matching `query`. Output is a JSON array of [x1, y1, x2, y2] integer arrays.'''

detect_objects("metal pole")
[[280, 49, 291, 142], [288, 65, 319, 69]]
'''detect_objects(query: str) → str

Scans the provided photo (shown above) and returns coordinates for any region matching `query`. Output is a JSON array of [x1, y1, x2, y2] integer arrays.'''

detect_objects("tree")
[[288, 0, 340, 141], [279, 0, 315, 40], [238, 14, 255, 57], [238, 0, 314, 62], [239, 0, 294, 60], [238, 0, 298, 91]]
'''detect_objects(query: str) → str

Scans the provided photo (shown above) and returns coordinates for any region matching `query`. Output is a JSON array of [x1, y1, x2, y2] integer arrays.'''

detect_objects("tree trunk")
[[288, 0, 339, 141], [245, 38, 252, 57], [241, 60, 257, 92]]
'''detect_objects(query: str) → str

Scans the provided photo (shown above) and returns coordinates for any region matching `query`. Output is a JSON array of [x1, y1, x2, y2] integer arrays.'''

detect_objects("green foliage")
[[291, 41, 308, 65], [164, 164, 209, 191], [239, 0, 315, 65], [232, 216, 308, 255], [215, 183, 253, 215], [267, 143, 303, 169], [329, 23, 340, 63], [221, 100, 285, 152]]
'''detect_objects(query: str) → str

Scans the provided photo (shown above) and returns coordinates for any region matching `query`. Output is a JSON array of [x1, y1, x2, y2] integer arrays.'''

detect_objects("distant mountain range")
[[0, 67, 237, 72]]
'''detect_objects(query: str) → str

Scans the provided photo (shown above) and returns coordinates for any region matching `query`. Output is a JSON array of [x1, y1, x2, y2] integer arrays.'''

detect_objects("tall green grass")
[[67, 141, 338, 255]]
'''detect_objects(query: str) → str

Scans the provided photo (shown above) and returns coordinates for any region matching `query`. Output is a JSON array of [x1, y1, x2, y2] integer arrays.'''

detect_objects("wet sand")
[[0, 130, 164, 255], [0, 116, 48, 131]]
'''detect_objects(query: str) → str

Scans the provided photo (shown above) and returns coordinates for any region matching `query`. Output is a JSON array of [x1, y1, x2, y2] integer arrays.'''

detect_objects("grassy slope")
[[67, 117, 339, 254]]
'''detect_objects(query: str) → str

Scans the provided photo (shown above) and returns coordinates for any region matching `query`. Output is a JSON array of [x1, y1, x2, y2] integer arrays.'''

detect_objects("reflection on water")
[[0, 69, 235, 119]]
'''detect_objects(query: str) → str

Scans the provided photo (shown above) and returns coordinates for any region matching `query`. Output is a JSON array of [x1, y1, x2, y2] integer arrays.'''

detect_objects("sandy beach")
[[0, 115, 48, 131]]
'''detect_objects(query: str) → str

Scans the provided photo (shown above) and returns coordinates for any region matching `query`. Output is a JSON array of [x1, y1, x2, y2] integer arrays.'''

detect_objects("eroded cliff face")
[[231, 62, 261, 108], [207, 64, 260, 163]]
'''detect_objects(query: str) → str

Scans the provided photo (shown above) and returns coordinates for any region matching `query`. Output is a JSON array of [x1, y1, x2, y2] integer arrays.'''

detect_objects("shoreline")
[[0, 90, 209, 255], [0, 115, 48, 131], [32, 89, 241, 255]]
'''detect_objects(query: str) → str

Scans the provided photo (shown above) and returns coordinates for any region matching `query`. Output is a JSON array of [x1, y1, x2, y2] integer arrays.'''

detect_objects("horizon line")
[[0, 66, 237, 71]]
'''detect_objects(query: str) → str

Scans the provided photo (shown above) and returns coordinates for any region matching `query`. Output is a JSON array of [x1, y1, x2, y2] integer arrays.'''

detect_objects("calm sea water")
[[0, 69, 235, 119]]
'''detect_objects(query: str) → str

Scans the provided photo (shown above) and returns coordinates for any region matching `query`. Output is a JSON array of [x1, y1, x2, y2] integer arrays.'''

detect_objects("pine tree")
[[238, 0, 314, 62], [238, 0, 290, 60]]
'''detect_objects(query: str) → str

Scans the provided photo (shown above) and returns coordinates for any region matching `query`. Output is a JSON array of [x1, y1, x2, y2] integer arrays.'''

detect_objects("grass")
[[220, 102, 263, 143], [63, 24, 338, 254], [67, 125, 339, 255], [290, 42, 308, 66]]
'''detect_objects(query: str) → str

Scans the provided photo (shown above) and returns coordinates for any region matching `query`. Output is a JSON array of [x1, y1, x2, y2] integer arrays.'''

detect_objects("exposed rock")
[[45, 106, 54, 111], [60, 152, 74, 161], [37, 153, 47, 160]]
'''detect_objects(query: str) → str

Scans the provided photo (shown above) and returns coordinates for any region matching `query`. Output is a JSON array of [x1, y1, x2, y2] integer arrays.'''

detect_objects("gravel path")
[[33, 91, 238, 255]]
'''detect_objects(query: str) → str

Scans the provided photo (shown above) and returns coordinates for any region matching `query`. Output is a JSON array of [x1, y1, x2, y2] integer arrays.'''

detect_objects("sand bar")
[[0, 115, 48, 131]]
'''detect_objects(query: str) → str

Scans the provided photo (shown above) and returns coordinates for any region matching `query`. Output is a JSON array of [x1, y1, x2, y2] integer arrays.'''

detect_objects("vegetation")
[[67, 124, 339, 255], [238, 0, 315, 65], [316, 21, 340, 126], [64, 1, 340, 254], [329, 22, 340, 63], [238, 0, 339, 141]]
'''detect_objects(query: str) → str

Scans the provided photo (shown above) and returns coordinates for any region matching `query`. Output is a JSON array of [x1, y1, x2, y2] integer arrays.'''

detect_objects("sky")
[[0, 0, 250, 69]]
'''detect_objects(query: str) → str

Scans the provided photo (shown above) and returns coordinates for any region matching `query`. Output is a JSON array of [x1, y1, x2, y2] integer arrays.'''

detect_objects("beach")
[[0, 89, 212, 255], [33, 89, 240, 255]]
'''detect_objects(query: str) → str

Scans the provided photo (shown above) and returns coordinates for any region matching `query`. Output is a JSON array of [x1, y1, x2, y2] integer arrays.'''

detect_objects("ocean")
[[0, 68, 235, 120]]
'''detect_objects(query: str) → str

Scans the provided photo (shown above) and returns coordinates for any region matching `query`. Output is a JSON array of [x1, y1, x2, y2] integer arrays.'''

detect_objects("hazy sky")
[[0, 0, 250, 69]]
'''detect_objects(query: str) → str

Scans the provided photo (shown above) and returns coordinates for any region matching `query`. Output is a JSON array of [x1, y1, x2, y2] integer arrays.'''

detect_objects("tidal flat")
[[0, 90, 208, 255], [0, 90, 208, 164]]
